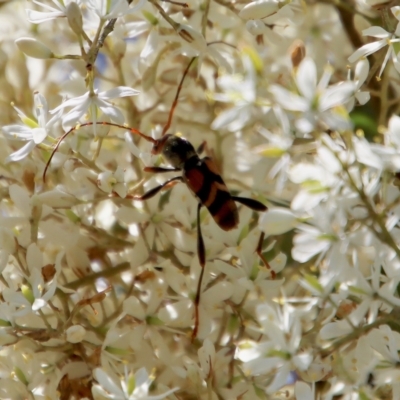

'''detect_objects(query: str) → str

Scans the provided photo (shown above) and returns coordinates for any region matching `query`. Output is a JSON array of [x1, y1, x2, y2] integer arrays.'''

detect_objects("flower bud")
[[109, 36, 127, 59], [15, 38, 54, 59], [289, 39, 306, 69], [98, 168, 127, 198], [97, 171, 116, 194], [66, 325, 86, 343], [21, 284, 34, 305], [245, 19, 266, 36], [42, 264, 56, 283], [239, 0, 279, 20], [67, 2, 83, 36], [177, 24, 207, 53]]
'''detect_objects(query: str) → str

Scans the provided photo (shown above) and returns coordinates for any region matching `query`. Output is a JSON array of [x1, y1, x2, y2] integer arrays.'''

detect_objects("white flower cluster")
[[1, 0, 400, 398]]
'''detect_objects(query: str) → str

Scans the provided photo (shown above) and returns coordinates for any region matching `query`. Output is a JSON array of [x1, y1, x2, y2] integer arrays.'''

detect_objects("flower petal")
[[6, 141, 36, 162], [100, 86, 140, 99]]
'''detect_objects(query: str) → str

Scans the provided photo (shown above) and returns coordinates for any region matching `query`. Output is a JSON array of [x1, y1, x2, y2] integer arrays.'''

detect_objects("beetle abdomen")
[[184, 157, 239, 231]]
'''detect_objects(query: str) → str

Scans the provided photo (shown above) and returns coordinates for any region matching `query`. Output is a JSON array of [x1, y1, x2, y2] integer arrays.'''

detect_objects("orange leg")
[[127, 176, 183, 200], [231, 196, 274, 278], [256, 232, 275, 279]]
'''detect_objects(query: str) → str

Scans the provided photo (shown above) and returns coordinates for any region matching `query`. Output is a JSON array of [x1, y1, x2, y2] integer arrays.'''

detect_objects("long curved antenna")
[[162, 57, 197, 136], [43, 122, 155, 182]]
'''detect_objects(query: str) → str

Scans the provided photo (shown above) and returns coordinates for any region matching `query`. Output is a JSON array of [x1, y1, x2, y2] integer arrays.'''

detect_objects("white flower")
[[348, 25, 400, 78], [383, 114, 400, 169], [253, 114, 295, 193], [92, 366, 179, 399], [125, 16, 159, 64], [170, 24, 235, 72], [211, 55, 268, 131], [2, 92, 62, 162], [26, 0, 73, 24], [87, 0, 147, 19], [292, 224, 334, 263], [295, 382, 314, 400], [259, 207, 298, 235], [270, 57, 355, 134], [2, 244, 62, 316], [239, 0, 279, 20], [97, 167, 127, 198], [236, 303, 312, 394], [346, 58, 370, 110], [15, 37, 54, 59], [50, 86, 139, 132]]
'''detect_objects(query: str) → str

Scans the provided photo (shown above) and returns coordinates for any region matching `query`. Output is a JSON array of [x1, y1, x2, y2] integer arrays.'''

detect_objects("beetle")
[[43, 57, 273, 339], [130, 133, 270, 338]]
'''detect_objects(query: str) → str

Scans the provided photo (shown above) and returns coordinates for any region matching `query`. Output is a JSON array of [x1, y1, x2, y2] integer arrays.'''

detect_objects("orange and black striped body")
[[153, 134, 239, 231], [183, 156, 239, 231], [139, 133, 269, 340]]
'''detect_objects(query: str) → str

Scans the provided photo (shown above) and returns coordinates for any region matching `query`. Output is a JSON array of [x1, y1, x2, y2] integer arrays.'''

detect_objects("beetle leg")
[[231, 196, 268, 212], [196, 141, 206, 155], [144, 166, 181, 173], [232, 197, 275, 278], [255, 232, 276, 279], [128, 176, 183, 200], [192, 202, 205, 340]]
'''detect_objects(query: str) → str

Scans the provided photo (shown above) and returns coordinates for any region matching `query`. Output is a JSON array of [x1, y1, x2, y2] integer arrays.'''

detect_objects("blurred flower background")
[[1, 0, 400, 399]]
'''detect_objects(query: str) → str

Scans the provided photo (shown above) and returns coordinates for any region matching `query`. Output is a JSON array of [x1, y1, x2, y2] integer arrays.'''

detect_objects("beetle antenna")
[[43, 122, 155, 182], [162, 57, 196, 136]]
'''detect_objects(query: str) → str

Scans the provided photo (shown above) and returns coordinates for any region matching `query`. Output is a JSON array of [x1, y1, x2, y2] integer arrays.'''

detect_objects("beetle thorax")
[[161, 135, 197, 169]]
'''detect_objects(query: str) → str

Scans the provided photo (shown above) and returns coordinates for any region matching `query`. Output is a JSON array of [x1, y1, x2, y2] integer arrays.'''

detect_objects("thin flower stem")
[[381, 7, 396, 33], [92, 18, 117, 62], [81, 30, 93, 46], [208, 40, 237, 50], [30, 203, 41, 244], [325, 138, 400, 260], [321, 317, 391, 357], [38, 308, 53, 330], [201, 0, 211, 37], [378, 63, 390, 126], [87, 19, 106, 64], [149, 0, 180, 31], [326, 295, 356, 330], [367, 48, 387, 84], [161, 0, 188, 6], [52, 54, 83, 60], [93, 137, 103, 161], [65, 261, 131, 290]]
